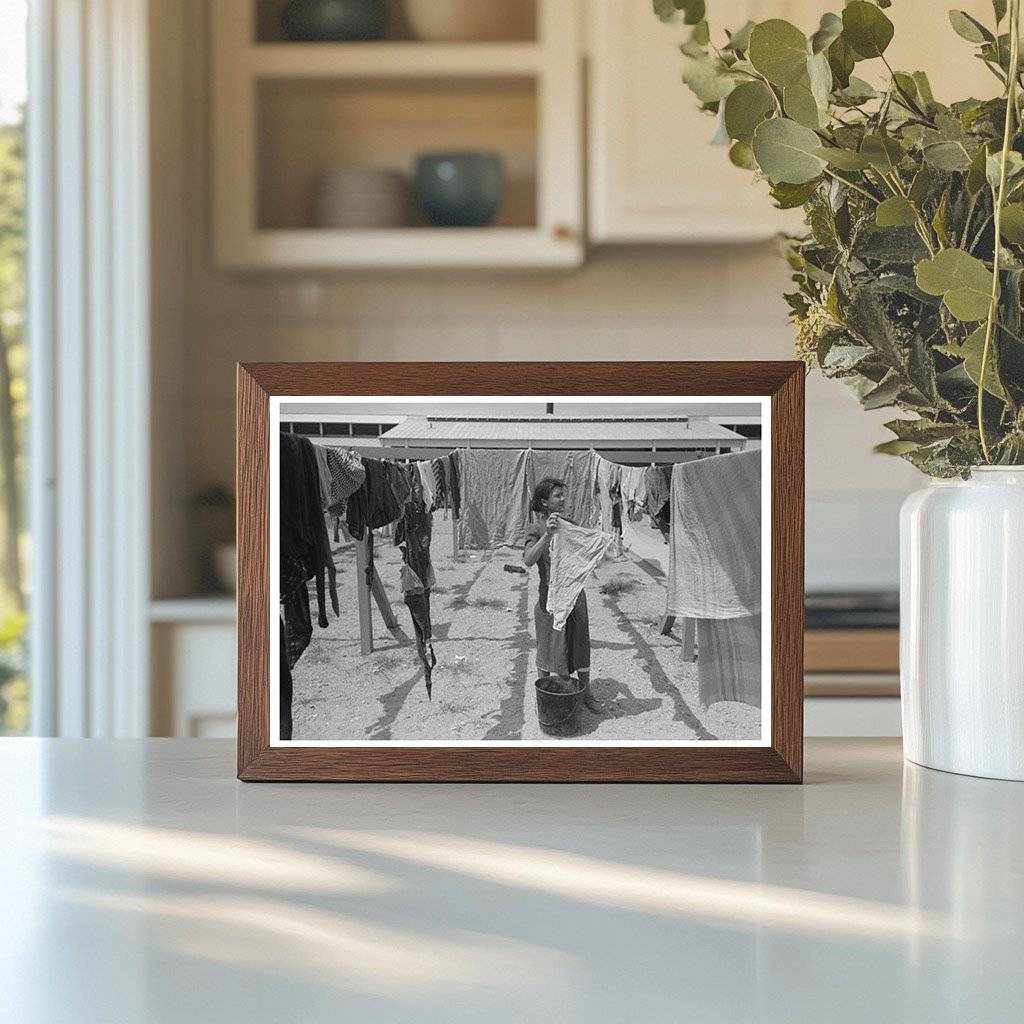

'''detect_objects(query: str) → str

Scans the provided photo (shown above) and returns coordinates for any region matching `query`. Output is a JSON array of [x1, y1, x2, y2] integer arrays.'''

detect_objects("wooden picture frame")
[[237, 362, 804, 782]]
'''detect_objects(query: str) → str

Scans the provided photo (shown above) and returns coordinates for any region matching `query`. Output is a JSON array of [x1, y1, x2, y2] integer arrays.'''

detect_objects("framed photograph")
[[237, 362, 804, 782]]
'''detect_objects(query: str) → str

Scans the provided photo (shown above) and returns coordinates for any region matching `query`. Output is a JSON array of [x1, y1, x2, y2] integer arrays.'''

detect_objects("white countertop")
[[2, 738, 1022, 1023]]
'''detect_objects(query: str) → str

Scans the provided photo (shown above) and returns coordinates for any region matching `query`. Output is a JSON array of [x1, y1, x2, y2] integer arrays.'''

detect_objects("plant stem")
[[821, 167, 879, 203], [979, 0, 1021, 462]]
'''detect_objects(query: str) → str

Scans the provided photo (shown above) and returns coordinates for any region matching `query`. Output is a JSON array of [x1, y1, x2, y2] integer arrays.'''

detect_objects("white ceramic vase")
[[900, 467, 1024, 780]]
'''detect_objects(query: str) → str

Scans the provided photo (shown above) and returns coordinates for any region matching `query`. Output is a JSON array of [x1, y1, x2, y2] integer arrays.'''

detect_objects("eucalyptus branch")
[[821, 167, 880, 203], [979, 0, 1021, 462]]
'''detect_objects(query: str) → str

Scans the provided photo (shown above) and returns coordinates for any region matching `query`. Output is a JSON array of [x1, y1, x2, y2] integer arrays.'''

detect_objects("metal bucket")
[[534, 677, 584, 737]]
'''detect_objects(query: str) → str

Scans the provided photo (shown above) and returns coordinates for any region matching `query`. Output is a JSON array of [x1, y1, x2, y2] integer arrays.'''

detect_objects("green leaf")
[[862, 374, 902, 409], [770, 179, 820, 209], [681, 55, 737, 103], [860, 133, 905, 173], [909, 165, 936, 205], [690, 20, 710, 46], [783, 83, 822, 128], [986, 150, 1024, 190], [912, 71, 935, 105], [959, 324, 1007, 398], [915, 249, 994, 321], [994, 0, 1008, 24], [748, 19, 810, 87], [967, 142, 993, 193], [874, 439, 922, 455], [948, 10, 993, 44], [827, 35, 855, 89], [885, 418, 963, 443], [752, 117, 827, 184], [1000, 202, 1024, 242], [814, 145, 872, 170], [654, 0, 705, 25], [723, 81, 775, 143], [836, 75, 877, 105], [810, 12, 843, 54], [875, 196, 918, 228], [728, 140, 757, 169], [842, 1, 894, 60], [923, 141, 973, 171], [807, 51, 833, 110], [724, 20, 755, 53]]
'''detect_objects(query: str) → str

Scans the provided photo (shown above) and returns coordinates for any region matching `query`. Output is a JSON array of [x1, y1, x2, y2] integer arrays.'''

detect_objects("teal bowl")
[[280, 0, 387, 42], [415, 152, 505, 228]]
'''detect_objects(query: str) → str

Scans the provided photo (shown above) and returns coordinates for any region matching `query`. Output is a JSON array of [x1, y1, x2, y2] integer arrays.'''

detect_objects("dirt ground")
[[290, 515, 761, 742]]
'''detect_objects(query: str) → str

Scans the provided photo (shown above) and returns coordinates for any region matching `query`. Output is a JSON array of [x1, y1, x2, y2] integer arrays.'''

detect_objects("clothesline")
[[284, 435, 763, 717]]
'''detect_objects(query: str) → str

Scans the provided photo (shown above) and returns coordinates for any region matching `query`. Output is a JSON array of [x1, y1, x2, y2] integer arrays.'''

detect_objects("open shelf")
[[254, 0, 538, 45], [213, 0, 581, 268], [249, 42, 544, 77], [257, 76, 537, 232]]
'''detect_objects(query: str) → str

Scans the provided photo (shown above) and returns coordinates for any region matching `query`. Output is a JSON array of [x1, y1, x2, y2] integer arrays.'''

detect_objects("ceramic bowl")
[[280, 0, 388, 42], [414, 152, 505, 227]]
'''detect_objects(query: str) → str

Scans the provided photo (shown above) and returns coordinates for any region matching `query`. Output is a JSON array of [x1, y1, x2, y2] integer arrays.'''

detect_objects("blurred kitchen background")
[[2, 0, 997, 740]]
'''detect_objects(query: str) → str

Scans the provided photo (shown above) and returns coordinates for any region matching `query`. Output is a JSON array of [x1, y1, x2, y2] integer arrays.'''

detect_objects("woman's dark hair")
[[531, 477, 565, 513]]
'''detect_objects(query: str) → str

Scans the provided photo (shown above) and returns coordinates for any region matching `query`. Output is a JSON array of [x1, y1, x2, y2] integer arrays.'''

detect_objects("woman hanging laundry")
[[523, 477, 621, 717]]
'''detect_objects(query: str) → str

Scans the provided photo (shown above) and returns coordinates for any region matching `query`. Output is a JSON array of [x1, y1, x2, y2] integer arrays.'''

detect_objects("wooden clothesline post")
[[355, 533, 373, 656], [659, 613, 696, 662], [355, 531, 401, 655]]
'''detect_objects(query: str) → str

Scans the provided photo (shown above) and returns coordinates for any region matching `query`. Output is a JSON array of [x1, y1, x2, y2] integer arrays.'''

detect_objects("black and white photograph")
[[273, 397, 769, 745]]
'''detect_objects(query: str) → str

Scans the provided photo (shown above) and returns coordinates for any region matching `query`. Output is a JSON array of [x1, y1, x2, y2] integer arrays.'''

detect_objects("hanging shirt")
[[666, 448, 761, 619], [346, 458, 412, 540], [324, 447, 366, 515], [547, 519, 614, 631], [619, 465, 648, 513], [456, 448, 533, 549]]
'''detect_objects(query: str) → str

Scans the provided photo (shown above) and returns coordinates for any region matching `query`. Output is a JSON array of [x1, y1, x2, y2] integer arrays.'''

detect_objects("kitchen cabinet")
[[587, 0, 999, 244], [211, 0, 583, 269]]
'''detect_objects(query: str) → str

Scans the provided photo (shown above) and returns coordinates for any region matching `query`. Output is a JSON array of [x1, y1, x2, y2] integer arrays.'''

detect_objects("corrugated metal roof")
[[381, 415, 745, 447]]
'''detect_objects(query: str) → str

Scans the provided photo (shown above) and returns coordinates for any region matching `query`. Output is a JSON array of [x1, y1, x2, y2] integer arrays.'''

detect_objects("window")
[[0, 0, 27, 734]]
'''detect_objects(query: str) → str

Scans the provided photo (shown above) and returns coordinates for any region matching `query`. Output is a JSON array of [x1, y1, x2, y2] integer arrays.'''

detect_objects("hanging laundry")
[[527, 449, 599, 530], [280, 433, 334, 636], [414, 460, 436, 512], [619, 465, 648, 513], [430, 458, 448, 511], [456, 448, 532, 549], [644, 464, 673, 518], [529, 449, 569, 486], [279, 617, 293, 741], [396, 485, 436, 698], [547, 519, 615, 631], [561, 449, 600, 529], [346, 457, 412, 540], [595, 456, 621, 534], [444, 452, 461, 517], [697, 614, 762, 708], [666, 448, 761, 619], [323, 446, 366, 515]]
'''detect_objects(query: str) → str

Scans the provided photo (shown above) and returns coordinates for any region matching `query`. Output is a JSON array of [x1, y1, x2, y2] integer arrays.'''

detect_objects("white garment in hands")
[[546, 519, 614, 631]]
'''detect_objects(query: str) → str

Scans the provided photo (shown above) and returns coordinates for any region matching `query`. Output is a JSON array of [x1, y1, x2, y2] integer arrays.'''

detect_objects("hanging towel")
[[527, 449, 600, 529], [547, 519, 614, 631], [697, 614, 762, 708], [456, 448, 533, 549], [666, 448, 761, 619], [563, 449, 600, 529]]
